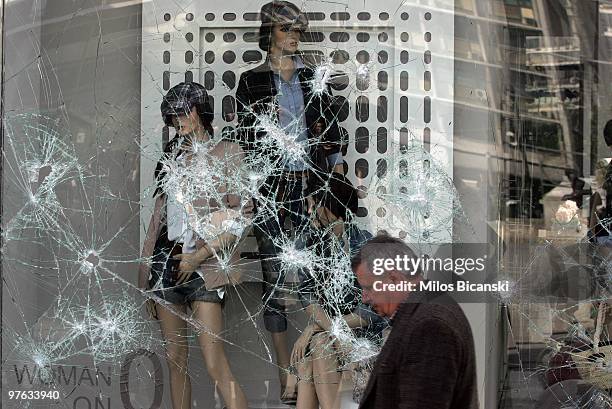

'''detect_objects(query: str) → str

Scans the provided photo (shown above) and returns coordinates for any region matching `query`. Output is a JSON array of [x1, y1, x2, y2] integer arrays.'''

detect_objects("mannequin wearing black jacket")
[[234, 1, 344, 403]]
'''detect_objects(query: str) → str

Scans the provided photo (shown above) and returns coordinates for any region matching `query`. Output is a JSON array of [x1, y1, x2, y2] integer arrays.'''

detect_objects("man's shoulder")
[[397, 292, 473, 337]]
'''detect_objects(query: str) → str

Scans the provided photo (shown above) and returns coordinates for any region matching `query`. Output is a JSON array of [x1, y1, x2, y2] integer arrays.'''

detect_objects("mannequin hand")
[[145, 299, 158, 320], [210, 209, 240, 229], [306, 195, 316, 214], [333, 163, 344, 174], [173, 252, 204, 285], [291, 325, 316, 365]]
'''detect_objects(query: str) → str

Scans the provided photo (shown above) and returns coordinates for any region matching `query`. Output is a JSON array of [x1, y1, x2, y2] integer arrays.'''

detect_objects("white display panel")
[[141, 0, 455, 243]]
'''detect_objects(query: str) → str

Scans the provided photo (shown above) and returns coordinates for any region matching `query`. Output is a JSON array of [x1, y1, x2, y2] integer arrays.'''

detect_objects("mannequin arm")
[[138, 195, 164, 289], [305, 304, 366, 332]]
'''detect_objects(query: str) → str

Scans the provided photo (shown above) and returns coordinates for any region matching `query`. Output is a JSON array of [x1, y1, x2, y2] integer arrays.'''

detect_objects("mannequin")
[[235, 1, 343, 403], [293, 174, 386, 409], [138, 82, 250, 409]]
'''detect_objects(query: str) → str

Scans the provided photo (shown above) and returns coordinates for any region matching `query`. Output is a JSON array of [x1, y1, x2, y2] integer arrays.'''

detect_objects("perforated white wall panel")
[[141, 0, 455, 241]]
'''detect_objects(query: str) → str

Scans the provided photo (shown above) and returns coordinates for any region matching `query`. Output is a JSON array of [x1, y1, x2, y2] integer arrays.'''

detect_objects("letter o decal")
[[120, 349, 163, 409]]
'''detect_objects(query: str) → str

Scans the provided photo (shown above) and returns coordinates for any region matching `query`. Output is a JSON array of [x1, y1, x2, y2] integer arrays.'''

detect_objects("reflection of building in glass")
[[456, 0, 599, 218], [602, 2, 612, 37], [453, 1, 610, 407]]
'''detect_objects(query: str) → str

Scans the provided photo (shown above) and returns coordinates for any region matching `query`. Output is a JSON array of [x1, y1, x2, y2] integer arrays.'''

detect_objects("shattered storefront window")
[[1, 0, 611, 408]]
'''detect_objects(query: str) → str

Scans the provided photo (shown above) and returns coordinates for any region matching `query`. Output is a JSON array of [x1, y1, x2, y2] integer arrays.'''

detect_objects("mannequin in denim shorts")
[[138, 82, 251, 409], [290, 173, 387, 409]]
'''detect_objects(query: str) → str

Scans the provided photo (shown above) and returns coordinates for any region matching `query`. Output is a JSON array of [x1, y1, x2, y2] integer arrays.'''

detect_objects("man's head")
[[160, 82, 213, 136], [259, 1, 308, 55], [352, 235, 421, 317], [308, 172, 358, 228]]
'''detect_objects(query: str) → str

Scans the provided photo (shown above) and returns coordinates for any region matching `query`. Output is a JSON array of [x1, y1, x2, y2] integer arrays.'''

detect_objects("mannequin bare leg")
[[192, 301, 248, 409], [296, 357, 318, 409], [271, 331, 298, 398], [296, 333, 341, 409], [157, 304, 190, 409], [271, 331, 290, 380], [310, 333, 341, 409]]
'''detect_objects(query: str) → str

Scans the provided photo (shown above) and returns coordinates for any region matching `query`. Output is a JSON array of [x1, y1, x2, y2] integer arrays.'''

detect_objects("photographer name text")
[[373, 279, 510, 293]]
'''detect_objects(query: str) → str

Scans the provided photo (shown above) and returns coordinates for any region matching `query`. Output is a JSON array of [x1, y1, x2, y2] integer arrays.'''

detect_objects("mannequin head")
[[171, 106, 203, 137], [270, 24, 302, 56], [308, 173, 358, 229], [160, 82, 214, 137], [258, 1, 308, 56]]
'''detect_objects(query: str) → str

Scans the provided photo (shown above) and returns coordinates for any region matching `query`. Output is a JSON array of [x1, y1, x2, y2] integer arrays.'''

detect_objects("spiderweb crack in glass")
[[253, 108, 310, 165], [157, 138, 254, 243], [371, 139, 466, 242], [277, 239, 317, 274], [310, 60, 334, 95]]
